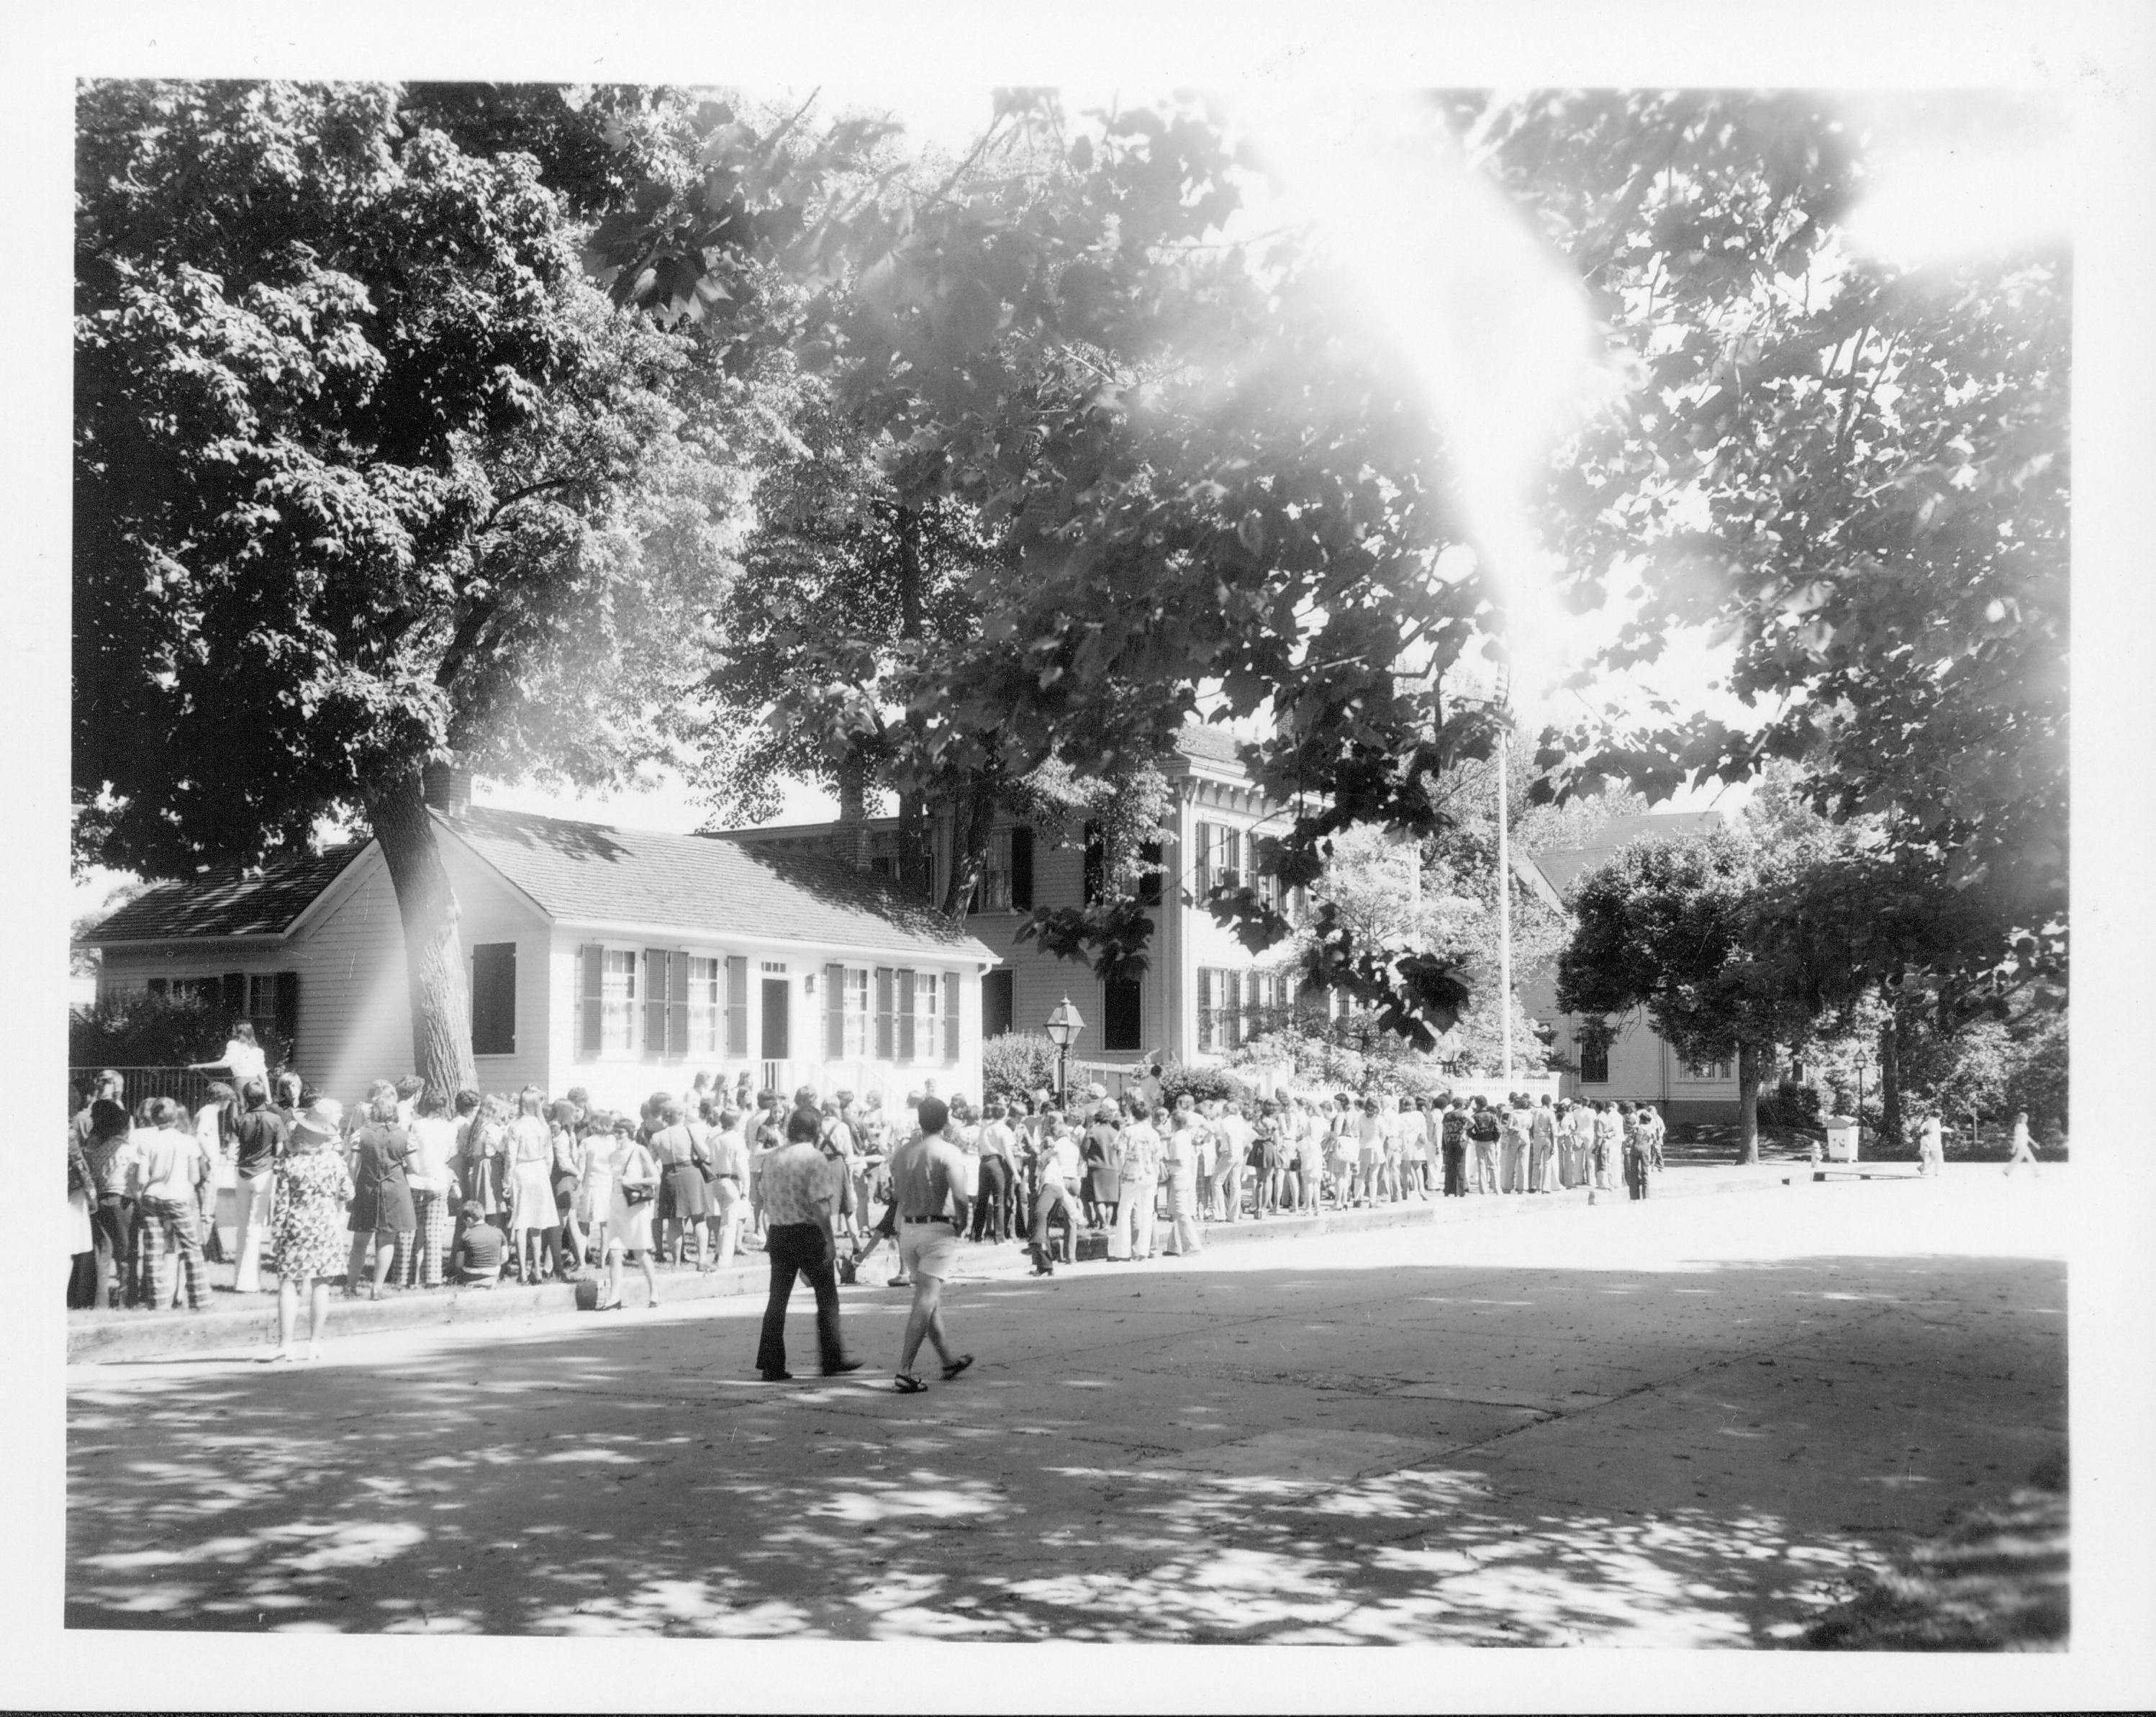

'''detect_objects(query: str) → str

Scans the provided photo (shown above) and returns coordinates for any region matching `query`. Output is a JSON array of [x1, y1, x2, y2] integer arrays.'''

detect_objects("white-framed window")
[[602, 948, 638, 1056], [914, 971, 941, 1063], [1197, 967, 1224, 1053], [843, 966, 869, 1057], [1681, 1054, 1733, 1082], [688, 955, 723, 1055]]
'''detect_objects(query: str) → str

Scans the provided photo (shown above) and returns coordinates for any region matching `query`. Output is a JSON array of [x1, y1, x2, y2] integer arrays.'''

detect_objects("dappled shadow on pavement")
[[67, 1248, 2067, 1644]]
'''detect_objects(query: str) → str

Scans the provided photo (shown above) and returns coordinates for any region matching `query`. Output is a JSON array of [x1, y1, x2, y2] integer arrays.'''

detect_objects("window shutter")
[[725, 956, 749, 1056], [667, 948, 690, 1058], [643, 950, 670, 1057], [1010, 825, 1034, 910], [943, 970, 961, 1064], [222, 971, 246, 1020], [874, 967, 895, 1060], [1221, 828, 1242, 891], [1226, 971, 1244, 1048], [579, 945, 603, 1059], [1194, 820, 1215, 896], [471, 945, 517, 1057], [896, 969, 916, 1061], [1105, 977, 1142, 1052], [273, 971, 299, 1064], [1138, 839, 1163, 906], [1197, 968, 1213, 1051], [1082, 820, 1103, 905], [825, 963, 846, 1058]]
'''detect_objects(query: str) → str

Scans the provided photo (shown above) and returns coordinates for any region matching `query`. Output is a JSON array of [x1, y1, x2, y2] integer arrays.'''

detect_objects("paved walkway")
[[66, 1166, 2067, 1644], [69, 1158, 1870, 1363]]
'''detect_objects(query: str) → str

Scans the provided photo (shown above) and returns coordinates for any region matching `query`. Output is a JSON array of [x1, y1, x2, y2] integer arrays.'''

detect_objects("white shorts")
[[898, 1220, 961, 1282]]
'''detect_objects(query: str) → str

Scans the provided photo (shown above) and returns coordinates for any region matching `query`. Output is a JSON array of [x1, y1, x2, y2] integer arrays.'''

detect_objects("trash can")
[[1823, 1115, 1860, 1162]]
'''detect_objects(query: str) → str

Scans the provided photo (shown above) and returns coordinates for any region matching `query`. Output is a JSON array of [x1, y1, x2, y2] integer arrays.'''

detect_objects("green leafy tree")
[[73, 81, 843, 1095], [618, 91, 1504, 1046], [1557, 827, 1825, 1161], [1481, 91, 2067, 1018]]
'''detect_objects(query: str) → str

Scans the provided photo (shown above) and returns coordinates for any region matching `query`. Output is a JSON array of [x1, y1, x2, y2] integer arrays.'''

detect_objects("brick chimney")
[[830, 757, 869, 869], [421, 761, 474, 816]]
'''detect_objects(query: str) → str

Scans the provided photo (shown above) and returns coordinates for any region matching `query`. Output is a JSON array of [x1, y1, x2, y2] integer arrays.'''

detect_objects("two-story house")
[[720, 723, 1302, 1075]]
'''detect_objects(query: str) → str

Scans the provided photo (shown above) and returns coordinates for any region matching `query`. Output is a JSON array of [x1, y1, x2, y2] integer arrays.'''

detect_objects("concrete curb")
[[65, 1159, 1895, 1365]]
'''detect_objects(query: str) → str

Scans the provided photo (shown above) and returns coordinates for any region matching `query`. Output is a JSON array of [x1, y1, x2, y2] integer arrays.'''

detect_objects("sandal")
[[941, 1354, 974, 1382], [893, 1372, 928, 1394]]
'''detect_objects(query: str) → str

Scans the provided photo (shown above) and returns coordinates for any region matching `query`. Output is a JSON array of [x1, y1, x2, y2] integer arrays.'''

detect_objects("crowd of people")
[[68, 1045, 1679, 1341]]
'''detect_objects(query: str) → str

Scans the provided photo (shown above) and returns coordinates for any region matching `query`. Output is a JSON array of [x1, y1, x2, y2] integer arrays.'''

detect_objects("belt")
[[902, 1215, 953, 1225]]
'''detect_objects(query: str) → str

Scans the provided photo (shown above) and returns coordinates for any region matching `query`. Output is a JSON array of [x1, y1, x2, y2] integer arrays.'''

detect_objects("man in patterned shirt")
[[751, 1110, 864, 1382]]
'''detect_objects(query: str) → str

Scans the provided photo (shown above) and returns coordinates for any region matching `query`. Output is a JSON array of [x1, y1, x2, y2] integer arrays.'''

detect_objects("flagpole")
[[1496, 679, 1513, 1087]]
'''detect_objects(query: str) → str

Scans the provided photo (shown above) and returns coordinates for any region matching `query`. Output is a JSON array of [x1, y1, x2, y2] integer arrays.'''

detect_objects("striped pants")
[[137, 1196, 209, 1311], [395, 1191, 451, 1288]]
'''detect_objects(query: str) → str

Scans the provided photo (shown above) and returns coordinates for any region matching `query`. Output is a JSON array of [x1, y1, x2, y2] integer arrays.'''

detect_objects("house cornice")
[[551, 915, 1001, 972], [429, 813, 558, 925], [80, 933, 286, 951], [276, 841, 381, 941]]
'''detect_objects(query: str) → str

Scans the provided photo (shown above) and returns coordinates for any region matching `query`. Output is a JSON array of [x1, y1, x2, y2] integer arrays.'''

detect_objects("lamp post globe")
[[1044, 996, 1086, 1100]]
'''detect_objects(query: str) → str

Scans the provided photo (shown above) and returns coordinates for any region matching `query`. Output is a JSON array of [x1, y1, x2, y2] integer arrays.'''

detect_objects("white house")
[[1517, 810, 1744, 1121], [82, 774, 1000, 1113], [723, 722, 1305, 1077]]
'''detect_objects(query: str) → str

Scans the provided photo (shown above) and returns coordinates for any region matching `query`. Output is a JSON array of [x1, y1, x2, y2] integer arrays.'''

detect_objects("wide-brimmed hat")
[[291, 1098, 343, 1142]]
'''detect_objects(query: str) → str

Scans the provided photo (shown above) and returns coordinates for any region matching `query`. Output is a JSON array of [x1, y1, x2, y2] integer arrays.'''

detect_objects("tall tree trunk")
[[941, 769, 1000, 920], [1736, 1040, 1762, 1164], [891, 505, 935, 899], [1878, 1007, 1903, 1154], [363, 764, 477, 1101], [896, 504, 925, 641], [897, 790, 936, 899]]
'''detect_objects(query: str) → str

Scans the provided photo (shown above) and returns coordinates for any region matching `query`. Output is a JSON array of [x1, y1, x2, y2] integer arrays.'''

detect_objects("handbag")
[[622, 1182, 655, 1207]]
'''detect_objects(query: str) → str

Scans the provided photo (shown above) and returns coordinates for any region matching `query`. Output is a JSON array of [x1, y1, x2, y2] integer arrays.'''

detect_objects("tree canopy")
[[73, 81, 838, 1088], [1479, 91, 2067, 1015], [1557, 825, 1829, 1159]]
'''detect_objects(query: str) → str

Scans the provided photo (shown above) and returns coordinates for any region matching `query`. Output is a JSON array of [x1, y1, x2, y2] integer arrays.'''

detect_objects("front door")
[[761, 978, 789, 1060]]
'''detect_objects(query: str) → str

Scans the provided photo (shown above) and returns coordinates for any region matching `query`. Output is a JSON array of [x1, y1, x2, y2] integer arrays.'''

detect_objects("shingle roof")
[[1530, 810, 1726, 900], [84, 843, 369, 943], [441, 807, 998, 963], [1172, 721, 1247, 766]]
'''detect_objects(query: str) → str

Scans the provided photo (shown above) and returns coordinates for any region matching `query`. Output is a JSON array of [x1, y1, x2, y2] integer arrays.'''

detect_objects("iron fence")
[[68, 1065, 216, 1115]]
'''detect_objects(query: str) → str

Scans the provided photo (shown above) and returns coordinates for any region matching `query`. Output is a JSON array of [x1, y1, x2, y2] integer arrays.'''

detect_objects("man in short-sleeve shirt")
[[752, 1111, 860, 1382]]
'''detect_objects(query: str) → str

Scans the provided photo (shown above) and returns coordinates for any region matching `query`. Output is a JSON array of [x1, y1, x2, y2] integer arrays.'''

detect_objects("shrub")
[[1156, 1057, 1255, 1108], [1762, 1082, 1822, 1128], [69, 990, 229, 1067], [981, 1032, 1064, 1103]]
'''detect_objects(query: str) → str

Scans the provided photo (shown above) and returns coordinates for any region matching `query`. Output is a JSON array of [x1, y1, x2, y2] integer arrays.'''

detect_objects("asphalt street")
[[67, 1166, 2068, 1645]]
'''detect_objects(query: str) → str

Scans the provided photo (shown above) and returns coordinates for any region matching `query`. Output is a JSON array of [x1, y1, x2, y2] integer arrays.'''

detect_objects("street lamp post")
[[1044, 996, 1086, 1102], [1854, 1051, 1870, 1149]]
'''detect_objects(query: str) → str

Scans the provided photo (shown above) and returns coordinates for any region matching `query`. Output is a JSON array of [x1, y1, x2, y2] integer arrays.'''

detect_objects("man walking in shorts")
[[887, 1097, 974, 1393]]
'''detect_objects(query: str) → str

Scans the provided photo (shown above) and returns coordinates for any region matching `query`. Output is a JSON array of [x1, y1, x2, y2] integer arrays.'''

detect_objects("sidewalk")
[[65, 1156, 1914, 1364]]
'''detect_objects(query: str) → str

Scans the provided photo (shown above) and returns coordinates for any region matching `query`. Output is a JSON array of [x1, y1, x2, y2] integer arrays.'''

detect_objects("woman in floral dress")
[[269, 1100, 355, 1362]]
